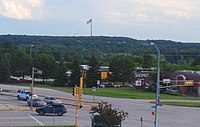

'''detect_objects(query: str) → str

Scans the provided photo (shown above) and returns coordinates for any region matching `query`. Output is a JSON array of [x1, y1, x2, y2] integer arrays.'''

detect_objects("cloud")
[[28, 0, 43, 7], [147, 0, 196, 18], [0, 0, 43, 20], [102, 0, 198, 26]]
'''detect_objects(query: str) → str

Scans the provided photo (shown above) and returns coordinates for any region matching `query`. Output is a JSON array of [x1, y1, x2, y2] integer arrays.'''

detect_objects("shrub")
[[90, 102, 128, 127]]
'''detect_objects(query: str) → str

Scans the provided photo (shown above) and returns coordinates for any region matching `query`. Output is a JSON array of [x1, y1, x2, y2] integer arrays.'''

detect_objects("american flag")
[[86, 19, 92, 24]]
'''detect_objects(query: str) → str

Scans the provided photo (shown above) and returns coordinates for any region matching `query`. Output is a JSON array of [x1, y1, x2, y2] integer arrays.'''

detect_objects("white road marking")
[[27, 114, 44, 126]]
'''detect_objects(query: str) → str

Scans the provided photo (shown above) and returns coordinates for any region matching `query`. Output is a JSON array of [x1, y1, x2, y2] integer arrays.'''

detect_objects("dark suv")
[[35, 104, 67, 116]]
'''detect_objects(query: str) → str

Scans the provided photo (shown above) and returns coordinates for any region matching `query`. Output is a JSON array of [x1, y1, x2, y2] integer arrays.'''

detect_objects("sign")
[[101, 72, 107, 79], [184, 81, 193, 86], [134, 73, 149, 78], [151, 67, 157, 71], [97, 80, 100, 85], [151, 106, 156, 108], [92, 87, 96, 92], [33, 68, 42, 75], [163, 79, 171, 83], [135, 80, 142, 86]]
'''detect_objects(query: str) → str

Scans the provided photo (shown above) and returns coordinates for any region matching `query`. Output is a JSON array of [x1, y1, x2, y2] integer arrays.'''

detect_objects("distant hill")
[[0, 34, 200, 56]]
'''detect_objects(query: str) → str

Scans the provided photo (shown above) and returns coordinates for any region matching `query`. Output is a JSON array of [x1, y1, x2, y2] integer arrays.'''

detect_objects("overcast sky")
[[0, 0, 200, 42]]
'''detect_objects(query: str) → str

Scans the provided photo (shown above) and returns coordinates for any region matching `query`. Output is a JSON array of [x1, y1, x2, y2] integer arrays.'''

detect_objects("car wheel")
[[26, 97, 29, 101], [39, 110, 44, 115], [17, 96, 20, 100], [58, 111, 63, 116], [35, 104, 38, 107]]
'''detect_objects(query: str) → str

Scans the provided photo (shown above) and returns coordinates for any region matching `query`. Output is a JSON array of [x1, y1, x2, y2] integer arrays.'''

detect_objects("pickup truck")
[[16, 89, 38, 101]]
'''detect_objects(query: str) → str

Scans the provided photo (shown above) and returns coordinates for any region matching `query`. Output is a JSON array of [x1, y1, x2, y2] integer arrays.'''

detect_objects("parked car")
[[166, 87, 179, 94], [16, 89, 38, 101], [43, 97, 61, 104], [35, 104, 67, 116], [27, 98, 47, 107]]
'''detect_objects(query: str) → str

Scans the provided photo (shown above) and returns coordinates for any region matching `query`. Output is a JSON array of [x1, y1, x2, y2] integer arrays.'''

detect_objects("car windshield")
[[25, 92, 30, 94], [34, 99, 41, 102], [50, 97, 56, 100]]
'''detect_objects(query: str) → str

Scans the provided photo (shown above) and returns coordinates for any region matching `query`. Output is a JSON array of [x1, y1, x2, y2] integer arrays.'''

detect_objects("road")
[[0, 84, 200, 127]]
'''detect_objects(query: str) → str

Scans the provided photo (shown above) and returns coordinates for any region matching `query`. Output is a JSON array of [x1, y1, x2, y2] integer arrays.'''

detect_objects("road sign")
[[92, 87, 96, 92], [151, 106, 156, 108], [135, 80, 142, 86], [163, 79, 171, 83], [97, 80, 100, 85], [151, 67, 157, 71]]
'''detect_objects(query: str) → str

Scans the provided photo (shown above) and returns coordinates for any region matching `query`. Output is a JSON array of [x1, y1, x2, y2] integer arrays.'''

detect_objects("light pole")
[[30, 45, 34, 57], [150, 42, 160, 127]]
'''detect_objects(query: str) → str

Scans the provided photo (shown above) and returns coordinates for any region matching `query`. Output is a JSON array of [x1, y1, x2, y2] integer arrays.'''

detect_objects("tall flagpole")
[[90, 19, 92, 37], [87, 19, 92, 37]]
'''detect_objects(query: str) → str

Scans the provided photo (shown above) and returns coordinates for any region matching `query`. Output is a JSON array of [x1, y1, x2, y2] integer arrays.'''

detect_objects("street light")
[[30, 45, 34, 57], [150, 42, 160, 127]]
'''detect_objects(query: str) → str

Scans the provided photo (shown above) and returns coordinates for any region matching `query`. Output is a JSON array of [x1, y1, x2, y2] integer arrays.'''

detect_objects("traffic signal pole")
[[74, 70, 86, 127], [30, 67, 34, 111], [74, 76, 84, 127], [74, 86, 79, 127]]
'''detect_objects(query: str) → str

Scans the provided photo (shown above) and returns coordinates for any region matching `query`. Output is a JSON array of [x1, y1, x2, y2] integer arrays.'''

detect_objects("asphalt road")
[[0, 84, 200, 127]]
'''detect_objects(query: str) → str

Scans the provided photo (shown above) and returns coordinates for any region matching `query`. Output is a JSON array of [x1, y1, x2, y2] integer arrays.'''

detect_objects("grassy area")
[[82, 87, 200, 100], [9, 82, 200, 100], [160, 101, 200, 107]]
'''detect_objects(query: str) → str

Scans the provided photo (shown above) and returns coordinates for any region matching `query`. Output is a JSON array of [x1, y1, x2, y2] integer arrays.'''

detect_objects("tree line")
[[0, 35, 200, 87]]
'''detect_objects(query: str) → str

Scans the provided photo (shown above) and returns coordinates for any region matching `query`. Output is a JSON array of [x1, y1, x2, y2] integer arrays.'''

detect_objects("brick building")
[[171, 70, 200, 97]]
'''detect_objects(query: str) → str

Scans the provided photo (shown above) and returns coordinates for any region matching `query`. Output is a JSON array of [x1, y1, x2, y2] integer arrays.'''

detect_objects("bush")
[[90, 102, 128, 127]]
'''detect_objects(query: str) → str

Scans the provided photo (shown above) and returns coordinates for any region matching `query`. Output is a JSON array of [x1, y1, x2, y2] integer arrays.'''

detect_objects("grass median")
[[11, 83, 200, 100], [160, 101, 200, 107]]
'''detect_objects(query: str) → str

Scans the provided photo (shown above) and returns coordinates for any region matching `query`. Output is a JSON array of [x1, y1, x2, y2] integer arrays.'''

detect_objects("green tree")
[[0, 52, 11, 82], [109, 56, 136, 85], [10, 48, 31, 78], [86, 54, 99, 87], [192, 56, 200, 66], [70, 58, 81, 87], [142, 54, 156, 68], [33, 53, 56, 81], [53, 62, 67, 86]]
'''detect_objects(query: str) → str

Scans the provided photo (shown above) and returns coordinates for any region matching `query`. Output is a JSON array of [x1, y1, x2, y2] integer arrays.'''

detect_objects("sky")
[[0, 0, 200, 42]]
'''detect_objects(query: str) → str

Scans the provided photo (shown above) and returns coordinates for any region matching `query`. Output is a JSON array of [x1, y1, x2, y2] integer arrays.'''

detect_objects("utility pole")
[[30, 45, 33, 57], [150, 42, 160, 127]]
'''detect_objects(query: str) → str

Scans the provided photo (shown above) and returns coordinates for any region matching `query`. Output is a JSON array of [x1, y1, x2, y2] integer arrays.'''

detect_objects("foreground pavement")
[[0, 84, 200, 127]]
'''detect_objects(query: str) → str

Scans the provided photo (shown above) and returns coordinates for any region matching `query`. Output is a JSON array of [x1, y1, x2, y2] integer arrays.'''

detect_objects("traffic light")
[[80, 102, 83, 108], [72, 87, 77, 97], [152, 111, 156, 116], [78, 88, 83, 101], [80, 77, 83, 88]]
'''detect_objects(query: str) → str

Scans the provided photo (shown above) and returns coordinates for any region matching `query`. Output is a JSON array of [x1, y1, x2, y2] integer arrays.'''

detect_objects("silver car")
[[27, 98, 47, 107], [43, 97, 61, 104]]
